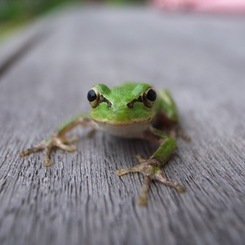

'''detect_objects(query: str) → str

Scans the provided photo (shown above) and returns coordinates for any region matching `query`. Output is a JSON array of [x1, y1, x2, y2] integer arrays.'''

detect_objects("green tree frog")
[[21, 82, 189, 205]]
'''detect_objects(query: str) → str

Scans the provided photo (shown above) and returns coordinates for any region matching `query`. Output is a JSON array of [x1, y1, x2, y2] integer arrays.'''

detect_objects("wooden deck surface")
[[0, 5, 244, 245]]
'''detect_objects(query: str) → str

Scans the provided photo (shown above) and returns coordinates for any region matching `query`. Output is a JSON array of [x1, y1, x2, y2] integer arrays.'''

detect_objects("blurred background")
[[0, 0, 147, 39], [0, 0, 147, 21], [1, 0, 245, 39]]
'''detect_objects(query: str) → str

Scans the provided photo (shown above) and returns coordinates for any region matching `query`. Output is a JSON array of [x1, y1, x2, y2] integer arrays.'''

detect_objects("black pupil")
[[146, 89, 156, 101], [87, 90, 97, 102]]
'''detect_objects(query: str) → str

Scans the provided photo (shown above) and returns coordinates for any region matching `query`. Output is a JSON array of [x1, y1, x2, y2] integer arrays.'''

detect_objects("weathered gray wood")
[[0, 5, 245, 245]]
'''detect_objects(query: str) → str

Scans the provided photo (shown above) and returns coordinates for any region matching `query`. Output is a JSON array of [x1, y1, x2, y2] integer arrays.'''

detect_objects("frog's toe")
[[116, 163, 142, 176], [169, 127, 191, 142], [153, 170, 186, 193], [55, 140, 77, 152], [135, 154, 147, 163], [63, 136, 80, 144], [20, 143, 45, 157]]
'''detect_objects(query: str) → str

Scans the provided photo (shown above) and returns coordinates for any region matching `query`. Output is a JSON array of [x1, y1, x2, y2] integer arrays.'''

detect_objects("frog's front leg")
[[20, 114, 92, 167], [154, 89, 190, 141], [116, 127, 185, 206]]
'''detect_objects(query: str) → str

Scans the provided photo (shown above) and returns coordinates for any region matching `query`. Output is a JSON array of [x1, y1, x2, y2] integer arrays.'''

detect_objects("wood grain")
[[0, 5, 244, 245]]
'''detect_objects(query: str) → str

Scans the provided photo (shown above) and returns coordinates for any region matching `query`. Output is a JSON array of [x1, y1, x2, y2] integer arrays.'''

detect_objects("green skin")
[[21, 82, 189, 206]]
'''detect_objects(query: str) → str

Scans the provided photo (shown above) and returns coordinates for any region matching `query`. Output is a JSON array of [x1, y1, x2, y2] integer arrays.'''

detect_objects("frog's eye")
[[143, 88, 157, 108], [87, 88, 100, 108]]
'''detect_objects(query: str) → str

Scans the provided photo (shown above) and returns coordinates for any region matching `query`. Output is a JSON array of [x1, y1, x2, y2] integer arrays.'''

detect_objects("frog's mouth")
[[92, 116, 153, 127]]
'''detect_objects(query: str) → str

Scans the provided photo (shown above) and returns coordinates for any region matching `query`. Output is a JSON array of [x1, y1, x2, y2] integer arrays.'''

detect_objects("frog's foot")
[[20, 135, 79, 167], [116, 155, 186, 206]]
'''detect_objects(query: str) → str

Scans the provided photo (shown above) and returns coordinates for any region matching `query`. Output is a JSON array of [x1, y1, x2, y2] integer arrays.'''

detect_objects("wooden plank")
[[0, 16, 52, 78], [0, 6, 244, 245]]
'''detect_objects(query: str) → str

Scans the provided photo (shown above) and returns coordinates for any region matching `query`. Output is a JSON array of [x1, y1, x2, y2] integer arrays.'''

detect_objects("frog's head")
[[87, 83, 157, 125]]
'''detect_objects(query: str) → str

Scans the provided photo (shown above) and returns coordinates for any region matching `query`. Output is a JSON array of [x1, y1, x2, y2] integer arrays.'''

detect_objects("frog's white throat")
[[91, 119, 151, 138]]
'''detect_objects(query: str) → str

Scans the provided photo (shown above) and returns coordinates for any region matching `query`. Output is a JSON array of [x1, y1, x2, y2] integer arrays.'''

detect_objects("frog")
[[20, 82, 190, 205]]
